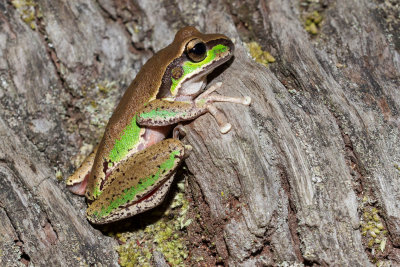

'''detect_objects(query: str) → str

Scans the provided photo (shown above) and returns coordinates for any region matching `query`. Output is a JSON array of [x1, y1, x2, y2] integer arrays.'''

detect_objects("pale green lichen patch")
[[11, 0, 42, 30], [245, 42, 275, 67], [394, 163, 400, 175], [115, 180, 190, 266], [300, 0, 326, 36], [305, 11, 323, 35], [277, 262, 305, 267], [55, 169, 63, 181], [85, 80, 119, 127], [71, 143, 94, 169], [360, 196, 389, 262], [97, 80, 117, 94]]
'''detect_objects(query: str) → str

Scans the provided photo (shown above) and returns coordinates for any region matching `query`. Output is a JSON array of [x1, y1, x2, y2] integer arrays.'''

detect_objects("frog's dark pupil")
[[191, 43, 206, 55]]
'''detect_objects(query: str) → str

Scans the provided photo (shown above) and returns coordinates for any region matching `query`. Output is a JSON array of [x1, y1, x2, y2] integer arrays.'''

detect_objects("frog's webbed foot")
[[198, 82, 251, 134], [172, 123, 187, 139], [66, 145, 99, 195], [172, 124, 192, 159]]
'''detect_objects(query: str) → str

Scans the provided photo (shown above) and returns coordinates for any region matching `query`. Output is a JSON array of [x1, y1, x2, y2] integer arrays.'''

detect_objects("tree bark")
[[0, 0, 399, 266]]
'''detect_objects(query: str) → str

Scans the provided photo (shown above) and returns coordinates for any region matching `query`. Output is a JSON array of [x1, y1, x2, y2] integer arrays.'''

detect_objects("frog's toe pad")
[[185, 144, 193, 151], [220, 123, 232, 134], [173, 124, 187, 139], [183, 145, 193, 158], [243, 96, 251, 105]]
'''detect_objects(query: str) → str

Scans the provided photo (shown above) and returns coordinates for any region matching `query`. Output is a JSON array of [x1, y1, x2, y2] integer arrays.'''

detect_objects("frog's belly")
[[139, 126, 172, 151]]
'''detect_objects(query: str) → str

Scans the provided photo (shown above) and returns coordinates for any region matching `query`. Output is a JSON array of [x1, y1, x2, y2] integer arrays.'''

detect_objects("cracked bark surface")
[[0, 0, 399, 266]]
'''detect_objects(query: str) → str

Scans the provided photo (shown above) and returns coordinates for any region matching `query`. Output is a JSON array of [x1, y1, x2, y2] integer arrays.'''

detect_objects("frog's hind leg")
[[135, 174, 175, 214], [87, 139, 189, 224], [66, 146, 98, 195]]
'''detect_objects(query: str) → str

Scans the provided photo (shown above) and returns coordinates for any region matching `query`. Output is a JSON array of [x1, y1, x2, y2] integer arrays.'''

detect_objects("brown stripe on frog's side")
[[86, 139, 185, 224], [156, 38, 234, 99]]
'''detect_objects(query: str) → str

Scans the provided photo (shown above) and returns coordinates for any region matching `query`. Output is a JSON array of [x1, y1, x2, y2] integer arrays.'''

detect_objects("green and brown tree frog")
[[67, 26, 251, 224]]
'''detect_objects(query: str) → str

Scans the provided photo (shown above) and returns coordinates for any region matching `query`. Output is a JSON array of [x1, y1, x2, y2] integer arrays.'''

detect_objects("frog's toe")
[[243, 96, 252, 105], [220, 123, 232, 134], [183, 145, 193, 158], [173, 124, 187, 139]]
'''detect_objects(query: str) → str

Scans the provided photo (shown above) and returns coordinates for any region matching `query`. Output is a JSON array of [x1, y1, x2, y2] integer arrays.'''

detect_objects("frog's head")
[[157, 26, 234, 99]]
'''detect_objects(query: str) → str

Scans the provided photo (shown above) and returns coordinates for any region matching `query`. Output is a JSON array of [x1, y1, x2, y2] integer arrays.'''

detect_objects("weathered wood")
[[0, 0, 399, 266]]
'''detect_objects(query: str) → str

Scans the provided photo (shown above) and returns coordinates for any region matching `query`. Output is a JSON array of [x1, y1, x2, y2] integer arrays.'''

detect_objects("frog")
[[66, 26, 251, 224]]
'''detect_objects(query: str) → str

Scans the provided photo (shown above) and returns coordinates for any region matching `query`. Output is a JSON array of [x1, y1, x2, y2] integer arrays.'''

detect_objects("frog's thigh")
[[87, 139, 186, 224], [133, 174, 175, 215]]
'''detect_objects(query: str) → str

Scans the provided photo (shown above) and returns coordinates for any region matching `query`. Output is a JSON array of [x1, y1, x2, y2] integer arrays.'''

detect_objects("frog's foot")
[[172, 125, 192, 158], [172, 124, 187, 139], [207, 104, 231, 133], [67, 174, 89, 195], [183, 144, 192, 159], [66, 146, 98, 196], [196, 82, 251, 133]]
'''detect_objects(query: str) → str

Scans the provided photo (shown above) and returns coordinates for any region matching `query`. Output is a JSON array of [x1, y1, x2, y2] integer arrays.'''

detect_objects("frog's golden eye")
[[186, 39, 207, 62]]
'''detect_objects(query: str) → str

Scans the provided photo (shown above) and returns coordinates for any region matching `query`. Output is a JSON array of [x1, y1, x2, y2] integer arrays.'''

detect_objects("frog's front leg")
[[196, 82, 251, 106], [137, 82, 251, 133], [86, 139, 188, 224]]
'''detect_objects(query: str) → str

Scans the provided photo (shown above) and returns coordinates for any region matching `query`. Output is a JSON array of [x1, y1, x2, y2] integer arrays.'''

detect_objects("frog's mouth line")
[[171, 49, 233, 98]]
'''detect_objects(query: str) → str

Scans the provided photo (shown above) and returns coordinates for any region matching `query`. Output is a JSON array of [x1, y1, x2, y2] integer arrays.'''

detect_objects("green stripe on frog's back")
[[108, 115, 142, 165], [170, 44, 229, 95], [88, 149, 181, 220]]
